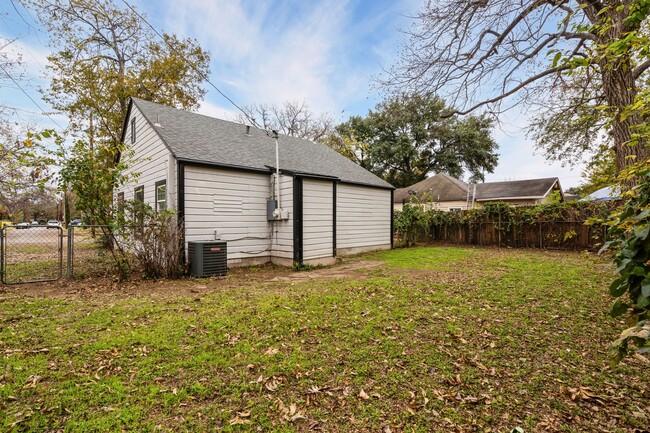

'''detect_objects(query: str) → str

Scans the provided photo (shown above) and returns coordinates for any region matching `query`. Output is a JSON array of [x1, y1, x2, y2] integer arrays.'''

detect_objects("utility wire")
[[0, 63, 64, 130], [121, 0, 265, 131]]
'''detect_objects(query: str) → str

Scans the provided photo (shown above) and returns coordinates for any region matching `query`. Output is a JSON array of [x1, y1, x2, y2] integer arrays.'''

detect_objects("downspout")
[[274, 131, 281, 209]]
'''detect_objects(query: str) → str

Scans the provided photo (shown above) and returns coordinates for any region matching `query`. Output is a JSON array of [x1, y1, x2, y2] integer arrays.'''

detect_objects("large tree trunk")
[[601, 62, 650, 173], [591, 1, 650, 185]]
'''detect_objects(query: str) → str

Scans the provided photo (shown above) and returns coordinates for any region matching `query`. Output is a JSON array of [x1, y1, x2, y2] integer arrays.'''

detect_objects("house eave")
[[476, 196, 545, 201]]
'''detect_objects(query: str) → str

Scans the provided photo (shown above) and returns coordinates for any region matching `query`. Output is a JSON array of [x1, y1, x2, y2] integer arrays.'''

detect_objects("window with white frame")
[[155, 180, 166, 212]]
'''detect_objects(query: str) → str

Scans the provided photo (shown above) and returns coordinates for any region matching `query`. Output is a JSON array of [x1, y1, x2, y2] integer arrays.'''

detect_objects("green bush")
[[601, 168, 650, 363]]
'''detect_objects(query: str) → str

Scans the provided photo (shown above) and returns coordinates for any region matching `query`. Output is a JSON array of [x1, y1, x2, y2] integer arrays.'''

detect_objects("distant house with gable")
[[393, 173, 563, 211]]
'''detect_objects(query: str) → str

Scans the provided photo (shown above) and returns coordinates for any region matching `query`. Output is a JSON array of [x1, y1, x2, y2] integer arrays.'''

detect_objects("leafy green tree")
[[332, 94, 498, 188], [385, 1, 650, 176], [323, 116, 374, 169], [19, 0, 210, 223], [0, 123, 52, 221], [21, 0, 210, 150]]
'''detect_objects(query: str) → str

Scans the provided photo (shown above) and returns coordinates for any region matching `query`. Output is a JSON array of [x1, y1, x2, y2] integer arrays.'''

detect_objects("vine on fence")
[[393, 199, 612, 247]]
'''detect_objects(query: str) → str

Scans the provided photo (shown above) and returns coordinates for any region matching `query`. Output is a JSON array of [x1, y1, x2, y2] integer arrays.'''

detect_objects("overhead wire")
[[0, 63, 64, 130], [120, 0, 265, 132]]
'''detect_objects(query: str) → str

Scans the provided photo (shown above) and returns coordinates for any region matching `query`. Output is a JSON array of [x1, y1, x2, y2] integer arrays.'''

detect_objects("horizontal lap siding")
[[303, 179, 333, 260], [272, 175, 293, 259], [117, 105, 171, 206], [337, 184, 391, 249], [184, 166, 271, 261]]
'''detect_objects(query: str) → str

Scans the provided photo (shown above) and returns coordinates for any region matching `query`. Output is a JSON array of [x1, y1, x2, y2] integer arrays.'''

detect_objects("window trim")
[[134, 185, 144, 202], [155, 180, 167, 213], [130, 117, 136, 143]]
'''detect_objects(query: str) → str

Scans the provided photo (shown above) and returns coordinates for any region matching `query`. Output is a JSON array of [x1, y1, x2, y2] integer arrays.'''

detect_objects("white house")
[[116, 98, 394, 267]]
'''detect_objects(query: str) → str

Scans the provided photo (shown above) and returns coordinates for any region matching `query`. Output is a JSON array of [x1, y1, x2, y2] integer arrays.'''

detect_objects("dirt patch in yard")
[[0, 257, 381, 300]]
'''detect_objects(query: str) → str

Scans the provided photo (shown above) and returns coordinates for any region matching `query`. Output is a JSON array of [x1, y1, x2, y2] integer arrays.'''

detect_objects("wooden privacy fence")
[[424, 221, 607, 250]]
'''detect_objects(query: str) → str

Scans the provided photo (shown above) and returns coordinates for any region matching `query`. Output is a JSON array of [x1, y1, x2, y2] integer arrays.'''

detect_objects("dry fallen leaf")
[[229, 416, 250, 426], [265, 378, 280, 392], [359, 389, 370, 400]]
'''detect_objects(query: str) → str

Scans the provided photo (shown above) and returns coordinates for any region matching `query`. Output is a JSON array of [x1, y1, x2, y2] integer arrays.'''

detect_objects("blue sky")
[[0, 0, 585, 188]]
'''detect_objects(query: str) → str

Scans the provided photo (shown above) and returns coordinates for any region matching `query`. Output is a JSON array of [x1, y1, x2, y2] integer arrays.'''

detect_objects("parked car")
[[1, 220, 12, 228], [16, 222, 31, 229], [70, 218, 82, 226], [31, 220, 39, 225], [46, 220, 61, 228]]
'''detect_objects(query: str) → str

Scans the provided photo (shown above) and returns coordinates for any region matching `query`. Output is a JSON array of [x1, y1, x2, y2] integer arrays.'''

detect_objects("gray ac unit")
[[188, 241, 228, 277]]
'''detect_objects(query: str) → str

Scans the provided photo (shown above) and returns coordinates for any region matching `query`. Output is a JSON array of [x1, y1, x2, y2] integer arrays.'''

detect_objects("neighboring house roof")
[[475, 177, 561, 201], [123, 98, 393, 189], [393, 173, 468, 203], [394, 174, 563, 204]]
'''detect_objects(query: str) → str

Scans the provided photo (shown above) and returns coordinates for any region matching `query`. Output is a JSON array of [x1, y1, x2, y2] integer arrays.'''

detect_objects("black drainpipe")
[[293, 176, 303, 264], [390, 189, 394, 249], [177, 161, 186, 264], [332, 181, 337, 257]]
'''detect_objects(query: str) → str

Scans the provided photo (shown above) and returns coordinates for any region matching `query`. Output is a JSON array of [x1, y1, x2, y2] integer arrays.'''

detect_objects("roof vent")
[[245, 125, 251, 135], [154, 114, 162, 127], [408, 189, 417, 195]]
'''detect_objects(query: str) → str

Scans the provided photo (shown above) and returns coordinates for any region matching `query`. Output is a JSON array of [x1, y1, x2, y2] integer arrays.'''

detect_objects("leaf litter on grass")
[[1, 246, 648, 432]]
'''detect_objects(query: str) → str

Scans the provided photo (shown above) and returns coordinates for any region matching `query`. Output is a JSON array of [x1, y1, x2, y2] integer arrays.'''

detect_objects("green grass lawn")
[[1, 246, 648, 432]]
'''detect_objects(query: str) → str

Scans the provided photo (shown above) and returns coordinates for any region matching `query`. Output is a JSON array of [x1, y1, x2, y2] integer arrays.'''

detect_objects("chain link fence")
[[1, 221, 185, 284], [0, 225, 63, 284], [67, 225, 119, 279]]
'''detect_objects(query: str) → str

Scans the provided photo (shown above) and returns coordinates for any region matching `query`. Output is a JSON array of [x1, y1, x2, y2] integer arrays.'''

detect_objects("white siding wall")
[[303, 178, 334, 260], [337, 184, 391, 251], [184, 166, 272, 262], [116, 105, 173, 207], [271, 175, 293, 259]]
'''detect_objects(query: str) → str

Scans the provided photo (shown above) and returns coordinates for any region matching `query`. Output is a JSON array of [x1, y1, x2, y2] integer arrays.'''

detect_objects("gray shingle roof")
[[475, 178, 559, 200], [130, 98, 393, 189], [393, 173, 468, 203]]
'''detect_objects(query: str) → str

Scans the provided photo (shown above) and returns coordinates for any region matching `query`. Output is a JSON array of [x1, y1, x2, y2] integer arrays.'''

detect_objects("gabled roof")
[[124, 98, 392, 189], [393, 173, 468, 203], [475, 177, 561, 201], [394, 174, 563, 204]]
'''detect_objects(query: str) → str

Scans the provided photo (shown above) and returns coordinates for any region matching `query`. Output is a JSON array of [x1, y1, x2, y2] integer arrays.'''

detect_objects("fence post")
[[0, 227, 4, 283], [539, 222, 543, 249], [67, 226, 73, 278]]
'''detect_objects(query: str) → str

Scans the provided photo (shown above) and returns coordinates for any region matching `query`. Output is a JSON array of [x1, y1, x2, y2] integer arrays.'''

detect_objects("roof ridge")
[[481, 176, 558, 185], [129, 97, 393, 189]]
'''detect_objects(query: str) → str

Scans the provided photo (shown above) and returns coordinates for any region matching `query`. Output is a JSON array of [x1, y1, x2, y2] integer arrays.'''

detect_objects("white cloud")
[[157, 0, 413, 116], [197, 98, 239, 121]]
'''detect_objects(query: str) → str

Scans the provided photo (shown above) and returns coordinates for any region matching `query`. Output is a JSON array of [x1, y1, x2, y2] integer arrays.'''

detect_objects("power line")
[[120, 0, 264, 131], [0, 63, 64, 130]]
